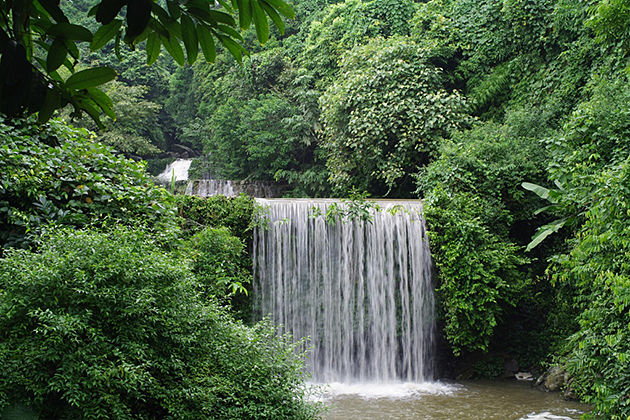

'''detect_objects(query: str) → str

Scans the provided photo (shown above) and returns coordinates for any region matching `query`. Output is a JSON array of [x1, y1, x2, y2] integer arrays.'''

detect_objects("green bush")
[[187, 227, 251, 299], [418, 121, 548, 356], [0, 228, 318, 419], [0, 117, 177, 251], [423, 188, 525, 355], [176, 194, 257, 243]]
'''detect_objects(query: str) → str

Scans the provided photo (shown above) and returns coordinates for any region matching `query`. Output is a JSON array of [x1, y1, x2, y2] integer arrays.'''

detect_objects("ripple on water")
[[319, 381, 461, 399], [317, 380, 587, 420], [519, 411, 581, 420]]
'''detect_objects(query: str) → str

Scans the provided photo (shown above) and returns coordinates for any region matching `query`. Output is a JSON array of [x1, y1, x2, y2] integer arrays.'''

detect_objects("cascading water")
[[186, 179, 284, 197], [156, 159, 191, 183], [253, 199, 436, 384], [186, 179, 236, 197]]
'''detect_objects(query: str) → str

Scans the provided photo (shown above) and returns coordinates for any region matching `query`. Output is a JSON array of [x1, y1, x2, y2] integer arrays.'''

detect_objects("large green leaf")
[[95, 0, 125, 25], [47, 23, 93, 42], [161, 34, 186, 66], [216, 24, 243, 41], [261, 0, 294, 19], [181, 15, 198, 64], [166, 0, 182, 19], [126, 0, 152, 39], [217, 34, 245, 63], [46, 38, 67, 72], [251, 0, 269, 44], [236, 0, 252, 29], [65, 67, 117, 90], [87, 87, 115, 120], [260, 1, 284, 35], [526, 218, 566, 252], [146, 32, 161, 65], [74, 97, 105, 129], [208, 10, 236, 26], [197, 25, 216, 63], [522, 182, 551, 201], [37, 87, 61, 123], [90, 19, 122, 51], [36, 0, 69, 23]]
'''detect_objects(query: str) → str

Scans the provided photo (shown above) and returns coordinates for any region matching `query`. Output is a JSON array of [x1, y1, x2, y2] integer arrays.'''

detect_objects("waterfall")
[[253, 199, 436, 383], [186, 179, 284, 198], [156, 159, 191, 183], [187, 179, 236, 197]]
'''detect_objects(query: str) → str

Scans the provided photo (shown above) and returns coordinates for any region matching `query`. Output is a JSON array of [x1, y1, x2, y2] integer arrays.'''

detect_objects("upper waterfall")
[[156, 159, 191, 183], [253, 199, 436, 383]]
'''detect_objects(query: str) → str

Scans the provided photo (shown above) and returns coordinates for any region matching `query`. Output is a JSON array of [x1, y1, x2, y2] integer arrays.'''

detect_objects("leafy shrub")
[[176, 194, 257, 243], [555, 159, 630, 419], [423, 188, 525, 355], [0, 116, 177, 251], [0, 228, 318, 419], [418, 121, 550, 356], [187, 227, 251, 298], [320, 36, 470, 195]]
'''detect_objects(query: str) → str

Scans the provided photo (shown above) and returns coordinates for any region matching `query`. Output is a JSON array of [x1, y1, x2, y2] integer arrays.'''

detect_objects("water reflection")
[[320, 380, 587, 420]]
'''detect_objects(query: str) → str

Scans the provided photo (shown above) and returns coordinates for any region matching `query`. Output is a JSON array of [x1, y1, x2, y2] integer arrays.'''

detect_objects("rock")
[[543, 366, 567, 392], [503, 358, 519, 378], [515, 371, 533, 381], [563, 378, 578, 401]]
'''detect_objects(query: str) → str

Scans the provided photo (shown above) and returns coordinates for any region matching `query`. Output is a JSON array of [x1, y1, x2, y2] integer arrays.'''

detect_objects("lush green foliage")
[[0, 0, 294, 125], [419, 120, 550, 354], [187, 227, 251, 297], [321, 37, 469, 195], [176, 194, 257, 243], [0, 116, 177, 250], [0, 228, 317, 419]]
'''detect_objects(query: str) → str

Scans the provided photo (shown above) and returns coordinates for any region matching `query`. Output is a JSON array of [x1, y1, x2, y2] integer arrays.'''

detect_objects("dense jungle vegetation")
[[1, 0, 630, 418]]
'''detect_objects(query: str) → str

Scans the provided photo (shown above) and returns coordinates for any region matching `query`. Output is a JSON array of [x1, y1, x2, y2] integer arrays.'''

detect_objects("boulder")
[[503, 358, 520, 378], [543, 366, 568, 392]]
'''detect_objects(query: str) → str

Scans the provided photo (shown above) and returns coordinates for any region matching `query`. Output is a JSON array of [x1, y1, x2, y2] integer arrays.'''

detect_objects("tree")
[[0, 0, 295, 125], [320, 37, 469, 195]]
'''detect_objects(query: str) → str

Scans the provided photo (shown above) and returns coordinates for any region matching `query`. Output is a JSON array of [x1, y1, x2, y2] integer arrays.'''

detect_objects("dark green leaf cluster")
[[418, 122, 547, 355], [0, 116, 177, 251], [0, 228, 319, 419], [0, 0, 294, 125]]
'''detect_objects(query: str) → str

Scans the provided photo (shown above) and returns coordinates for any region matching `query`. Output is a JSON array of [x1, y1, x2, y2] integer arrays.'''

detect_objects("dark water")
[[320, 380, 587, 420]]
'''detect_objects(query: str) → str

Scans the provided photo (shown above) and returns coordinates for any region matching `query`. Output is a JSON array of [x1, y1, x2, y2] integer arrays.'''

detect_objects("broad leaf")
[[261, 0, 294, 19], [198, 25, 216, 62], [161, 34, 186, 66], [46, 38, 67, 72], [146, 32, 161, 65], [181, 15, 198, 64], [251, 0, 269, 44], [87, 87, 115, 119], [38, 87, 61, 123], [260, 1, 284, 35], [95, 0, 125, 25], [526, 218, 566, 252], [217, 34, 245, 63], [237, 0, 252, 29], [91, 19, 122, 51], [47, 23, 93, 42], [522, 182, 552, 201], [65, 67, 117, 90]]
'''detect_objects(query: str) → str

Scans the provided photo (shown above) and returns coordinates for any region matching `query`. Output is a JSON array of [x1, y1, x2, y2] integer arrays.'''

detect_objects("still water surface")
[[319, 380, 587, 420]]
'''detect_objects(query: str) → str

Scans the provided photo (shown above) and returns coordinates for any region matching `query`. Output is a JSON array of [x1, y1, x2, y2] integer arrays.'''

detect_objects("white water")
[[253, 199, 435, 383], [321, 381, 458, 399], [186, 179, 236, 197], [156, 159, 191, 183], [186, 179, 280, 197], [519, 412, 577, 420]]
